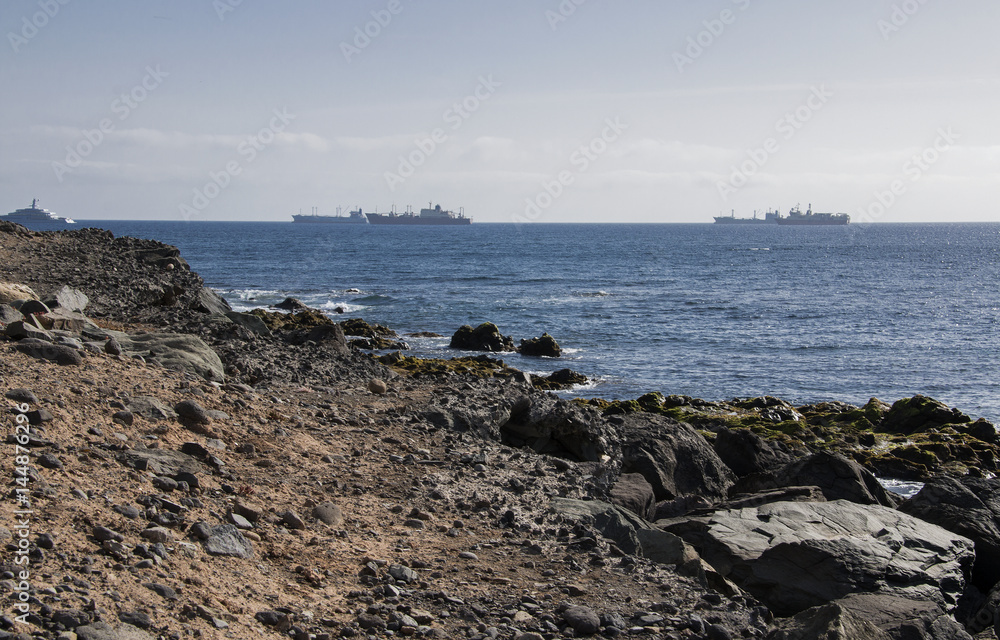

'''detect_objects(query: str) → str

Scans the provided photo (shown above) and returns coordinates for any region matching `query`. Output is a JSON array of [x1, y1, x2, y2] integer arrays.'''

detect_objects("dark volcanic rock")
[[224, 311, 272, 337], [898, 476, 1000, 592], [193, 287, 231, 315], [0, 303, 23, 324], [765, 601, 894, 640], [562, 605, 601, 635], [552, 498, 690, 564], [735, 451, 898, 508], [47, 284, 89, 313], [664, 500, 973, 617], [14, 337, 83, 365], [714, 427, 797, 478], [620, 413, 735, 502], [5, 388, 39, 404], [609, 473, 656, 521], [203, 524, 254, 558], [175, 399, 212, 425], [519, 333, 561, 357], [273, 296, 308, 311], [880, 395, 972, 434], [450, 322, 515, 352]]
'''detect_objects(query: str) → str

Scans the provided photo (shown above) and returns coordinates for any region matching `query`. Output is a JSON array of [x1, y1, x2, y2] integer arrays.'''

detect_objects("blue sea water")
[[80, 221, 1000, 422]]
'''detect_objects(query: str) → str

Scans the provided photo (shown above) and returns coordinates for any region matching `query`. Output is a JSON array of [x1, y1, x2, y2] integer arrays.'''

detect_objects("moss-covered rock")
[[450, 322, 515, 353], [349, 336, 409, 351], [249, 308, 332, 332], [880, 394, 972, 434], [340, 317, 397, 339], [532, 368, 588, 390], [519, 333, 561, 357]]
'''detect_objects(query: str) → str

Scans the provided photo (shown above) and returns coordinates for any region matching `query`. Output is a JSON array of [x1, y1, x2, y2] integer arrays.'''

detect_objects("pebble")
[[37, 453, 64, 469], [458, 551, 479, 561], [175, 399, 212, 425], [5, 388, 39, 404], [104, 338, 123, 355], [140, 527, 173, 543], [368, 379, 388, 395], [93, 526, 124, 542], [280, 509, 307, 530], [143, 582, 178, 600], [388, 564, 418, 584], [112, 410, 134, 426], [229, 511, 253, 531], [118, 610, 152, 629]]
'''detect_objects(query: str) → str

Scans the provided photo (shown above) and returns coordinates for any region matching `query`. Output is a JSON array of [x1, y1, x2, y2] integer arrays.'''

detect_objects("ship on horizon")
[[713, 209, 779, 224], [291, 206, 367, 224], [776, 204, 850, 226], [714, 204, 849, 226], [2, 199, 75, 226], [366, 203, 471, 225]]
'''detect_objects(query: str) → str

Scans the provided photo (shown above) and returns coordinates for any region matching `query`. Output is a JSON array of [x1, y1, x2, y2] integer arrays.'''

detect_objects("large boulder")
[[620, 413, 736, 503], [0, 282, 38, 304], [425, 379, 617, 464], [880, 395, 972, 434], [126, 332, 226, 381], [833, 593, 972, 640], [765, 601, 893, 640], [519, 333, 561, 357], [45, 284, 89, 313], [85, 328, 225, 381], [766, 594, 972, 640], [714, 427, 797, 478], [450, 322, 515, 352], [609, 473, 656, 521], [0, 303, 23, 324], [664, 500, 974, 617], [193, 287, 231, 315], [14, 337, 83, 365], [735, 451, 898, 508], [898, 476, 1000, 592], [550, 498, 694, 565]]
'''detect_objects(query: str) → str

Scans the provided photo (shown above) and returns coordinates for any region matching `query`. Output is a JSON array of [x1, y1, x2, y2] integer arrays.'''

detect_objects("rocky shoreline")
[[2, 221, 999, 640]]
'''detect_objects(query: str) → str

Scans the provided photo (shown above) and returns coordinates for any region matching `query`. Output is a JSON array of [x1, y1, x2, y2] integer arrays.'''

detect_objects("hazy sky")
[[3, 1, 998, 223]]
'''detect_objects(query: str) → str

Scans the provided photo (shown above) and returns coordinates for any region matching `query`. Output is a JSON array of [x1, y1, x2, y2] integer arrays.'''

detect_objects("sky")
[[2, 0, 998, 223]]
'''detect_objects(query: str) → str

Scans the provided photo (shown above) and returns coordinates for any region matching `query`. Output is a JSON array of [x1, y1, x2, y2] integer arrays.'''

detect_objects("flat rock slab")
[[665, 500, 974, 616], [203, 524, 254, 559], [118, 448, 202, 476], [14, 337, 83, 365]]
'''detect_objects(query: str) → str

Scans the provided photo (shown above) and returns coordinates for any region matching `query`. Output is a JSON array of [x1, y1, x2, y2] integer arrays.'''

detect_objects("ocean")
[[78, 221, 1000, 423]]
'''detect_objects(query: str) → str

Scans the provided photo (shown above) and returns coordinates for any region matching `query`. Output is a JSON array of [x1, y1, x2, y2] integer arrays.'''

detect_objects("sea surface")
[[73, 221, 1000, 423]]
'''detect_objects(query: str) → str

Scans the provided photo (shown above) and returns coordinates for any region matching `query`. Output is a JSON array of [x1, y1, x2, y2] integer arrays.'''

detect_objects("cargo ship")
[[366, 203, 470, 225], [776, 204, 849, 226], [713, 209, 779, 224], [291, 207, 367, 224], [1, 199, 75, 226]]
